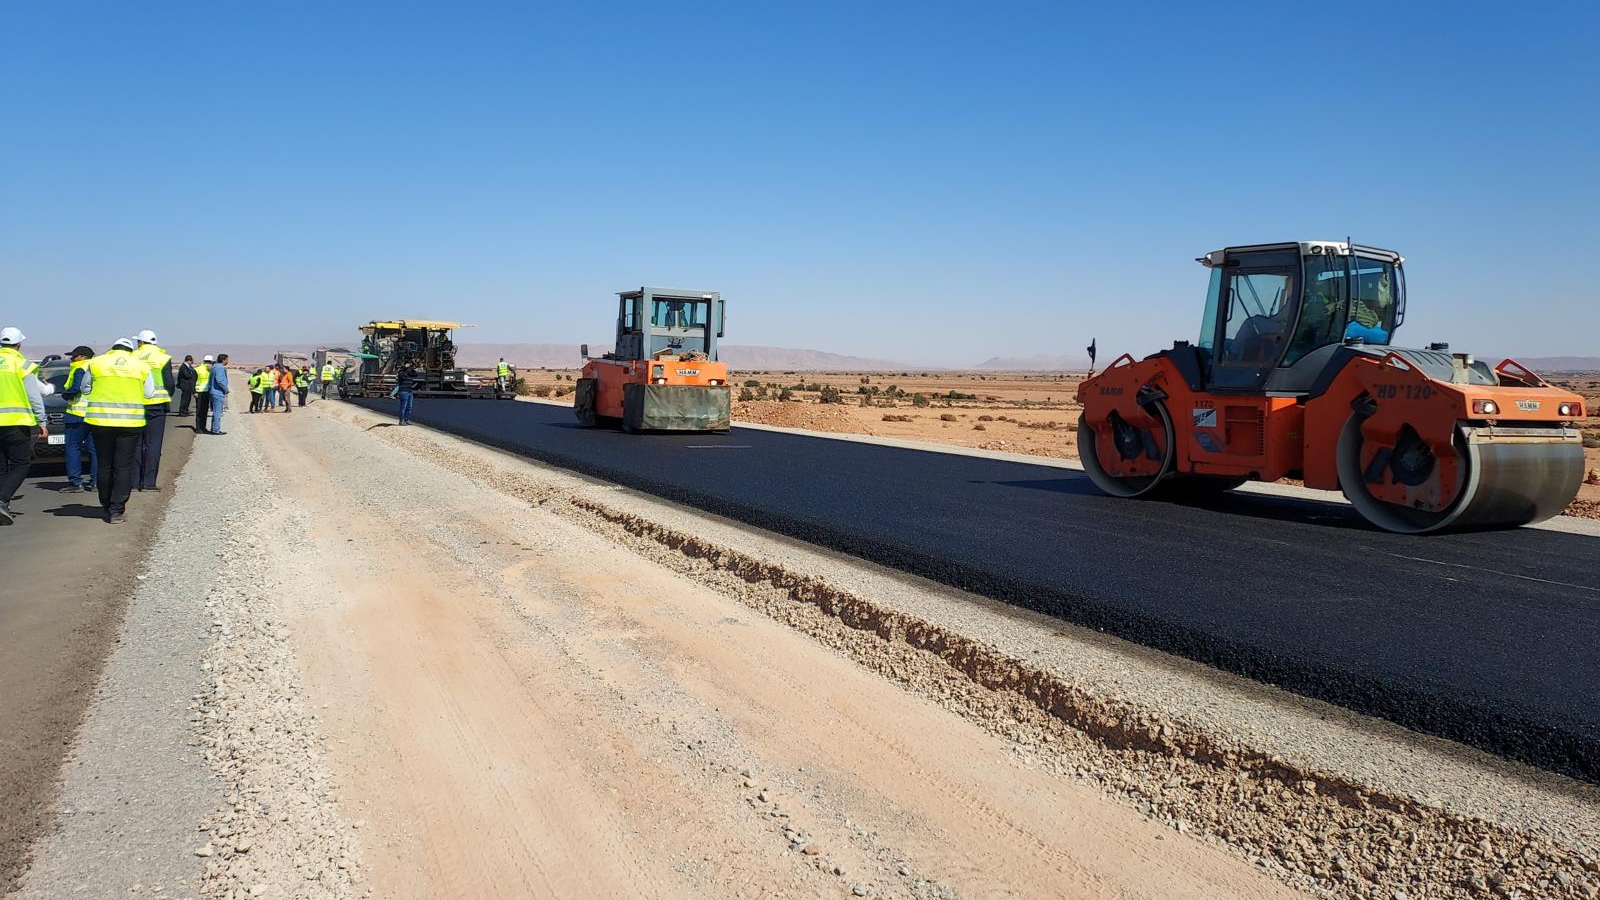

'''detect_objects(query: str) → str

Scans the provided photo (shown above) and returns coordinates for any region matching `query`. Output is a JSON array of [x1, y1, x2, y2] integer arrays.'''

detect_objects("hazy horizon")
[[3, 3, 1597, 362]]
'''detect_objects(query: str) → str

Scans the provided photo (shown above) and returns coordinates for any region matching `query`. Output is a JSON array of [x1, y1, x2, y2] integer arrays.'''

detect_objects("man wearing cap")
[[193, 354, 214, 433], [0, 326, 49, 525], [79, 338, 155, 523], [132, 330, 174, 491], [58, 345, 100, 494]]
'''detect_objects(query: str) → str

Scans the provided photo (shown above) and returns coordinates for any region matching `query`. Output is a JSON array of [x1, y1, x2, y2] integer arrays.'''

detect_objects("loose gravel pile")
[[188, 435, 367, 900], [324, 400, 1600, 900]]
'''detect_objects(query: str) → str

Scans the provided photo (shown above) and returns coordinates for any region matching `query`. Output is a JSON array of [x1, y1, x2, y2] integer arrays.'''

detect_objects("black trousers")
[[133, 408, 168, 489], [176, 386, 195, 416], [195, 392, 212, 432], [91, 426, 140, 515], [0, 424, 34, 504], [297, 388, 308, 406]]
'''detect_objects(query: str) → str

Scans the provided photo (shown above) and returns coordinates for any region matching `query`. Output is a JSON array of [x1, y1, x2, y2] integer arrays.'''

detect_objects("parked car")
[[33, 355, 70, 457]]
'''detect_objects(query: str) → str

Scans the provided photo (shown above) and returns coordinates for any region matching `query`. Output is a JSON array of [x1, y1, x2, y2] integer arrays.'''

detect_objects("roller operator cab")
[[575, 288, 732, 433], [1077, 241, 1585, 533]]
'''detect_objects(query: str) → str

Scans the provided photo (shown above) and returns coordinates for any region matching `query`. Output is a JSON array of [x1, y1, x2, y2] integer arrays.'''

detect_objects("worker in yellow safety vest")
[[0, 326, 49, 525], [193, 355, 213, 433], [132, 330, 174, 491], [496, 358, 514, 394], [320, 362, 337, 399], [81, 338, 155, 523], [58, 345, 100, 494]]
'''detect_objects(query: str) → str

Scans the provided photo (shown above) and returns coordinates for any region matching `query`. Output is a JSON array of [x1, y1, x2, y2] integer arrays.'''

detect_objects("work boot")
[[0, 501, 13, 526], [107, 511, 126, 524], [59, 483, 84, 493]]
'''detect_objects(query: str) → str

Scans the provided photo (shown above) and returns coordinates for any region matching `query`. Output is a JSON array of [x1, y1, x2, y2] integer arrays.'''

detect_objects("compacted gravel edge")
[[324, 401, 1600, 900]]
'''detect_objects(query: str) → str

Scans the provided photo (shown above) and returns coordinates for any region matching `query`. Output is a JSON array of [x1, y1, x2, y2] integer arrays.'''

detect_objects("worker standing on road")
[[295, 366, 310, 407], [193, 355, 213, 433], [175, 355, 197, 417], [207, 355, 230, 435], [132, 330, 173, 492], [496, 357, 514, 394], [320, 361, 336, 398], [396, 363, 418, 425], [0, 327, 49, 526], [263, 365, 279, 412], [278, 366, 294, 412], [58, 345, 100, 495], [248, 368, 265, 413], [81, 338, 155, 524]]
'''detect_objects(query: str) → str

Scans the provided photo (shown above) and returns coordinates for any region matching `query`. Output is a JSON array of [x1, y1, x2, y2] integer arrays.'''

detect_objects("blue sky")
[[2, 1, 1596, 365]]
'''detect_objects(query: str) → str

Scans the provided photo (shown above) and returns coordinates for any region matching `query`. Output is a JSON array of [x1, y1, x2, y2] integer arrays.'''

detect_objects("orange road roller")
[[1077, 241, 1585, 533], [575, 287, 732, 433]]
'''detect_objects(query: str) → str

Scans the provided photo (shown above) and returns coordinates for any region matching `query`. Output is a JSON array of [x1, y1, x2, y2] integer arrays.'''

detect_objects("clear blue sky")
[[3, 1, 1596, 365]]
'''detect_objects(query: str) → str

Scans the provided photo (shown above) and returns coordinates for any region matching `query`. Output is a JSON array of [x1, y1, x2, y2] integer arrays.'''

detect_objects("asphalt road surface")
[[353, 396, 1600, 782]]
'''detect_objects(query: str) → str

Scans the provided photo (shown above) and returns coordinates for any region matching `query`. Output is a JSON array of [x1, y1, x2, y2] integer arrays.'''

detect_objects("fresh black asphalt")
[[353, 396, 1600, 782]]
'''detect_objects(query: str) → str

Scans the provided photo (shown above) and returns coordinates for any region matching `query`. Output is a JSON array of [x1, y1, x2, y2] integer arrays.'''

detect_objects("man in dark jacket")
[[396, 364, 417, 425], [175, 355, 197, 416]]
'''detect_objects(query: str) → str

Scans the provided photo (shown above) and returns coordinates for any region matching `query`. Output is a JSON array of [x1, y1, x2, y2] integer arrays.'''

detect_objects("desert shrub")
[[1018, 420, 1063, 430], [739, 387, 756, 401], [977, 414, 994, 421], [939, 413, 958, 422], [881, 414, 912, 422], [778, 388, 794, 402], [555, 385, 572, 397], [512, 380, 533, 396], [945, 390, 976, 400], [744, 379, 761, 387], [1583, 433, 1600, 449], [531, 384, 554, 397], [911, 394, 930, 408], [806, 382, 822, 392], [819, 385, 843, 404], [972, 424, 986, 431]]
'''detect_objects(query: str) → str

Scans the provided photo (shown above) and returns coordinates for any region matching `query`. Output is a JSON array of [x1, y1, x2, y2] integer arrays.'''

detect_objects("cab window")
[[1285, 254, 1350, 365], [1219, 270, 1296, 366]]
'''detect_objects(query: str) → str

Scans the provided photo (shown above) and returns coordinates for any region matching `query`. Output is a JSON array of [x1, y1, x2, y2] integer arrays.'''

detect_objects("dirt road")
[[246, 407, 1305, 900]]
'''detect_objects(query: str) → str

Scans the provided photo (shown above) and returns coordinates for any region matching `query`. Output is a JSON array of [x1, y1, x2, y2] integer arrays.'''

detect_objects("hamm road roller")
[[1077, 241, 1585, 533], [575, 287, 732, 433]]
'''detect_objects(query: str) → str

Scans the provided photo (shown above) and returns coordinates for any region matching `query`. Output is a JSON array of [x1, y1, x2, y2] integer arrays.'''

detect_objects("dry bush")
[[977, 414, 994, 421], [972, 424, 986, 431], [939, 413, 958, 422], [530, 384, 554, 397], [881, 414, 912, 422]]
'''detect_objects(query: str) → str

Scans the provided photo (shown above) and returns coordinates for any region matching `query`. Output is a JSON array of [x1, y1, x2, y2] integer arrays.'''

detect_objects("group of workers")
[[0, 326, 220, 526], [244, 362, 340, 413]]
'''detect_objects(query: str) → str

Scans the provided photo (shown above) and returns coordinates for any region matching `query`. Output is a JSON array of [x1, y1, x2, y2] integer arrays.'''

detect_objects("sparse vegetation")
[[818, 385, 843, 404], [939, 413, 958, 422], [977, 414, 994, 421], [881, 414, 912, 422], [972, 424, 986, 431], [778, 388, 794, 402], [911, 394, 930, 408], [739, 387, 756, 401]]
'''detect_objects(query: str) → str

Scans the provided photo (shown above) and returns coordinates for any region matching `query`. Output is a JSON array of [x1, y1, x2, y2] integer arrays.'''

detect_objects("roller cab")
[[575, 288, 732, 433], [1078, 241, 1584, 533]]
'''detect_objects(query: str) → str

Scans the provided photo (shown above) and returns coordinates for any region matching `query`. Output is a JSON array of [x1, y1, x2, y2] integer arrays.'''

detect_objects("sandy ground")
[[239, 404, 1307, 900]]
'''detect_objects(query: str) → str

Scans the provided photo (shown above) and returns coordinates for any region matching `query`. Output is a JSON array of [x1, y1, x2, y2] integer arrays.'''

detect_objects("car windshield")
[[40, 363, 71, 391]]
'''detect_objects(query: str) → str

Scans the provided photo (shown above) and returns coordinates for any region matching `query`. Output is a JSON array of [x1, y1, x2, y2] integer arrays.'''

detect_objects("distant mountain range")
[[1515, 357, 1600, 373], [972, 353, 1093, 371]]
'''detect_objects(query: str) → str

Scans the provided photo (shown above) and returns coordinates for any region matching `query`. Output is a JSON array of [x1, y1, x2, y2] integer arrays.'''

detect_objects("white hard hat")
[[202, 354, 214, 362], [0, 326, 23, 345], [136, 329, 158, 344], [113, 337, 136, 350]]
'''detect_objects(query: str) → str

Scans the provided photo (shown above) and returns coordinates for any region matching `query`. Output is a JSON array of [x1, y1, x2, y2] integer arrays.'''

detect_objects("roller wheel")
[[1336, 410, 1473, 533], [1077, 401, 1176, 498]]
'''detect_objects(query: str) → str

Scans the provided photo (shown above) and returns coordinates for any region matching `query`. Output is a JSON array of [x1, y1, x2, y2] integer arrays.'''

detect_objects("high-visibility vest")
[[321, 364, 336, 382], [65, 359, 91, 418], [497, 361, 511, 377], [84, 350, 151, 427], [0, 347, 38, 427], [295, 373, 309, 388], [195, 363, 211, 393], [250, 372, 265, 393], [134, 344, 172, 405], [22, 361, 38, 379]]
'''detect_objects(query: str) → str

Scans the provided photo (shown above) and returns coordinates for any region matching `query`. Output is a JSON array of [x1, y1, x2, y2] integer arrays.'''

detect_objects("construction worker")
[[207, 354, 231, 435], [0, 327, 49, 525], [59, 346, 100, 494], [132, 330, 174, 492], [295, 366, 311, 407], [277, 365, 294, 412], [396, 363, 418, 425], [320, 360, 336, 398], [248, 368, 265, 413], [193, 355, 213, 433], [496, 357, 514, 394], [81, 338, 155, 524], [263, 364, 279, 411]]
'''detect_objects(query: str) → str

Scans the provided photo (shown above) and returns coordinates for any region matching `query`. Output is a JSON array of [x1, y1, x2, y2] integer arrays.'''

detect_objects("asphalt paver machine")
[[575, 288, 732, 432], [354, 319, 502, 399], [1076, 240, 1585, 533]]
